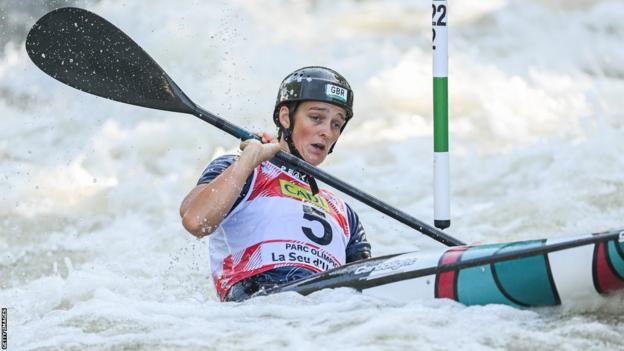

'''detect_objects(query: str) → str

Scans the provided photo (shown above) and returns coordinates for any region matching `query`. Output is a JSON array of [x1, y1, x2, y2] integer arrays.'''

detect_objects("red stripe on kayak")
[[594, 241, 624, 294], [435, 246, 469, 300]]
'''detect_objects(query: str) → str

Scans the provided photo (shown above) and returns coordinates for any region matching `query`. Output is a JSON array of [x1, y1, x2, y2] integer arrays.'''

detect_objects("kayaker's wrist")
[[238, 146, 263, 172]]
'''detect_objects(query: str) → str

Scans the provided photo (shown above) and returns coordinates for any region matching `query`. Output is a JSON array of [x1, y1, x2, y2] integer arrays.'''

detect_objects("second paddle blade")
[[25, 7, 195, 113]]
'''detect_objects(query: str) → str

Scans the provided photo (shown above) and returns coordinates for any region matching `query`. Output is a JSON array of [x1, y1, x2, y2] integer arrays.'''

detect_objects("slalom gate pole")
[[432, 0, 450, 230]]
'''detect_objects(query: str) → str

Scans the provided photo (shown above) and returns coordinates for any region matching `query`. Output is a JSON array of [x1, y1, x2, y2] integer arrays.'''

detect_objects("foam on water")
[[1, 0, 624, 350]]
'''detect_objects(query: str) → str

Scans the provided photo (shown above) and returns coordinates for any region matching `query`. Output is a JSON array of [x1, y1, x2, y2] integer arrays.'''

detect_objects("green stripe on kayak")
[[494, 241, 558, 306], [456, 241, 559, 307]]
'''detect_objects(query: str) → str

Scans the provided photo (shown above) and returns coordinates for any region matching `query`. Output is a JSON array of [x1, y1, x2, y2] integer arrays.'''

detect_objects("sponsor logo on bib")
[[325, 84, 347, 103], [279, 179, 329, 212]]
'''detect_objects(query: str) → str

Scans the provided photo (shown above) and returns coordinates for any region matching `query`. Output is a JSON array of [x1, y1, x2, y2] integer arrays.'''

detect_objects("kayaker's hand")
[[239, 132, 281, 167], [255, 131, 277, 144]]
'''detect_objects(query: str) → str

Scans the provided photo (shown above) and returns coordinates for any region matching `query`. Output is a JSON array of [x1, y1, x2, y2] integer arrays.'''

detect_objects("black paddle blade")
[[26, 7, 195, 113]]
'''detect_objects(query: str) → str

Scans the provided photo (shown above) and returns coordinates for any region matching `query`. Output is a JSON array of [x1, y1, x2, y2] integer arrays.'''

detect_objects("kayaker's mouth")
[[311, 143, 326, 152]]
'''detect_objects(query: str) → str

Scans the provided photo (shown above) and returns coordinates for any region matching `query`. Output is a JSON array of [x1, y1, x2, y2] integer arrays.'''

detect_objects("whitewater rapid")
[[1, 0, 623, 350]]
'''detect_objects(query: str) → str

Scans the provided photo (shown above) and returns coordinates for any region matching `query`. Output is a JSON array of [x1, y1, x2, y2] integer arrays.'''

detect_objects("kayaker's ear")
[[278, 106, 290, 129]]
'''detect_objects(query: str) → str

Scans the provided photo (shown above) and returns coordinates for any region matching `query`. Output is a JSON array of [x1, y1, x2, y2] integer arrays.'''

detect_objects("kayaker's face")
[[278, 101, 347, 166]]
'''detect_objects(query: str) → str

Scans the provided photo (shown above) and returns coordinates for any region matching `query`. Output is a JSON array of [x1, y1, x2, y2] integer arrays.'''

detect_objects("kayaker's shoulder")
[[197, 154, 241, 185], [210, 153, 240, 163], [203, 153, 241, 169]]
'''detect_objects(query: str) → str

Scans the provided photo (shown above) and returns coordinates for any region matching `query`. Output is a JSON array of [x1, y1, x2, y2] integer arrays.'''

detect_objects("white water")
[[1, 0, 624, 349]]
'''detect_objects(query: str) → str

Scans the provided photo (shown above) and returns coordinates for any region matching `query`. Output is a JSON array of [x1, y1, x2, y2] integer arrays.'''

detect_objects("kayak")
[[271, 228, 624, 307]]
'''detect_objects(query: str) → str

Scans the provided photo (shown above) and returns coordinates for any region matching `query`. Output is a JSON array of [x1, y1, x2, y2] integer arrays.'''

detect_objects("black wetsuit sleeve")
[[196, 154, 253, 214], [345, 204, 372, 262]]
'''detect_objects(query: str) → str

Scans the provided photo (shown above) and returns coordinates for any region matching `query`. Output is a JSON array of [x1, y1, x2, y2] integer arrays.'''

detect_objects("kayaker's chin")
[[301, 145, 328, 166]]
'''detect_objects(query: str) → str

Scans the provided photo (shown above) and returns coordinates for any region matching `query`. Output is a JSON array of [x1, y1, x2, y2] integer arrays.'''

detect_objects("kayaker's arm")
[[344, 204, 372, 262], [180, 138, 281, 238]]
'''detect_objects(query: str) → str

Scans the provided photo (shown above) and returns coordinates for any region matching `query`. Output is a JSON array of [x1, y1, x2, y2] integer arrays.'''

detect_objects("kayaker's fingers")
[[252, 131, 277, 144], [240, 139, 249, 151], [240, 139, 280, 165], [261, 132, 277, 143], [240, 138, 261, 151]]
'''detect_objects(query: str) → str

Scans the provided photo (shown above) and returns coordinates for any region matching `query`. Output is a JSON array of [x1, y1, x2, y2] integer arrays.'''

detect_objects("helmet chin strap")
[[281, 104, 320, 195]]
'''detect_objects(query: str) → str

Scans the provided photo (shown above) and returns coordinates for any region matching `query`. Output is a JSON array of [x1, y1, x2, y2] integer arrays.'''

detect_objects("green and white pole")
[[432, 0, 450, 229]]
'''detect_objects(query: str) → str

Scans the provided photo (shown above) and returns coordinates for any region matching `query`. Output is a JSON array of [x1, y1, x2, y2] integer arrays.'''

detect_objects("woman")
[[180, 66, 371, 301]]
